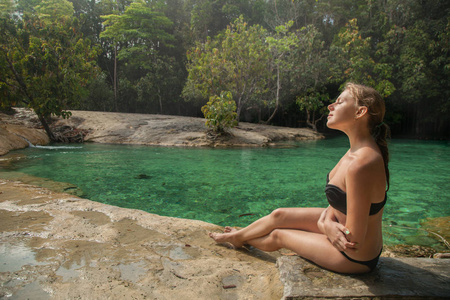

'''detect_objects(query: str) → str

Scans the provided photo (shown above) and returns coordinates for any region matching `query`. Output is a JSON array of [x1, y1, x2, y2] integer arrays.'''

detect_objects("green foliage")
[[287, 25, 330, 130], [296, 91, 327, 112], [77, 72, 114, 111], [0, 0, 15, 17], [330, 18, 395, 98], [0, 6, 99, 139], [101, 0, 174, 67], [263, 21, 299, 123], [201, 91, 238, 133], [100, 0, 179, 112], [186, 0, 267, 42], [184, 16, 271, 119], [296, 90, 329, 132], [1, 0, 448, 137], [34, 0, 74, 22]]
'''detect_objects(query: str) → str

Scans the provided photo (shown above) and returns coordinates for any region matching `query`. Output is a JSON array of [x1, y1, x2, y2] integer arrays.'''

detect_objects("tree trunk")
[[114, 44, 118, 111], [265, 65, 280, 124], [36, 113, 56, 141], [236, 95, 243, 121], [158, 86, 163, 113], [306, 109, 317, 132]]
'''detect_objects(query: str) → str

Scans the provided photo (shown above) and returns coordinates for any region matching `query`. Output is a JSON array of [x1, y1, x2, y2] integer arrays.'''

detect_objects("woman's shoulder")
[[348, 147, 384, 177]]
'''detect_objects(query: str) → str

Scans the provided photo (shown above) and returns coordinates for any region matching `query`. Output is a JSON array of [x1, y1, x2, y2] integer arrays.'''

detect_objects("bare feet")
[[209, 227, 243, 249], [224, 226, 237, 233]]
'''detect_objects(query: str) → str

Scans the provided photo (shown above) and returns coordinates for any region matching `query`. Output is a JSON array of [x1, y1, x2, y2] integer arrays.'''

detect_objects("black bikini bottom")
[[340, 248, 382, 271]]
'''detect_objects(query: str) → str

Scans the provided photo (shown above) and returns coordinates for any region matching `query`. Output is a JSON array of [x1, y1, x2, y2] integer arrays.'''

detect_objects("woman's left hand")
[[328, 223, 358, 252], [318, 207, 358, 251]]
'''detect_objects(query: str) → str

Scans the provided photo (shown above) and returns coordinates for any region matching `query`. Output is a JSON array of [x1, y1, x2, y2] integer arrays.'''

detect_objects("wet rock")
[[434, 252, 450, 259], [0, 172, 84, 197], [421, 216, 450, 249], [0, 179, 283, 299], [384, 244, 437, 258], [0, 125, 49, 155]]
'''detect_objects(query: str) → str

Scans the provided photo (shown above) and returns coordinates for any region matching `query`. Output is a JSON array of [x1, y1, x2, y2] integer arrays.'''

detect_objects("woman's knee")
[[270, 208, 289, 222], [263, 229, 284, 251]]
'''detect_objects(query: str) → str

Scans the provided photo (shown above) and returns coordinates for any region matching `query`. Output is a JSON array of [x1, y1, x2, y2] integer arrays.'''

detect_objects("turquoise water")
[[1, 136, 449, 248]]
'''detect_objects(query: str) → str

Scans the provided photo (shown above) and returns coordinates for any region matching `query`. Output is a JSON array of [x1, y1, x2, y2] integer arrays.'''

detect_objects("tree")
[[330, 18, 395, 97], [264, 21, 300, 123], [185, 0, 268, 43], [135, 56, 181, 113], [0, 0, 15, 16], [289, 25, 330, 131], [376, 16, 450, 136], [100, 0, 175, 113], [34, 0, 74, 21], [0, 2, 99, 140], [296, 90, 329, 132], [183, 16, 271, 120]]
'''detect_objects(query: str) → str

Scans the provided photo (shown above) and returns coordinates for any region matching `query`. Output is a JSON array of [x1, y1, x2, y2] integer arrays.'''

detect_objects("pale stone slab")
[[277, 256, 450, 299]]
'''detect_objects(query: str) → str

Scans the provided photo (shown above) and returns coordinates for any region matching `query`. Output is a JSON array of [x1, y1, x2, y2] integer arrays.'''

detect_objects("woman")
[[209, 82, 390, 274]]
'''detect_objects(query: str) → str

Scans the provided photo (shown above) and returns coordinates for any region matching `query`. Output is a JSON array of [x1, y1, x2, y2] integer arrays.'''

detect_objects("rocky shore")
[[0, 108, 318, 299], [0, 179, 286, 299], [0, 108, 323, 155]]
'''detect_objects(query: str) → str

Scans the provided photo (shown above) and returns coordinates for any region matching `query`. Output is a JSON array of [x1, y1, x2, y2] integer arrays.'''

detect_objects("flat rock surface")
[[54, 110, 323, 147], [0, 179, 284, 299], [278, 255, 450, 299]]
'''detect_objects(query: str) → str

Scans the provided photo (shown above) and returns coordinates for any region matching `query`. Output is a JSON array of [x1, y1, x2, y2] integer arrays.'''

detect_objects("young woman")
[[209, 82, 390, 274]]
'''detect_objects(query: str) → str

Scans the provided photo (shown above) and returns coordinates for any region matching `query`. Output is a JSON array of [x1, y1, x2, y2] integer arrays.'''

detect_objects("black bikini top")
[[325, 173, 387, 216]]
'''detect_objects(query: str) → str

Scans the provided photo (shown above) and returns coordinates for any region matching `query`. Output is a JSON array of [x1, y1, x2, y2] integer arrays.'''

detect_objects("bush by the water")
[[201, 91, 238, 134]]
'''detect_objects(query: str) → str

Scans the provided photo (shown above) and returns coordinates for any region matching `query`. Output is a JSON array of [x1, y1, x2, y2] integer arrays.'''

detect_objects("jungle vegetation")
[[1, 0, 448, 138]]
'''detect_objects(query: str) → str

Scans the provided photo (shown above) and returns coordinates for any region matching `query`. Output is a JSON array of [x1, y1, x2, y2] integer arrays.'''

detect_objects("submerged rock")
[[421, 216, 450, 250], [135, 174, 153, 180], [384, 244, 437, 258]]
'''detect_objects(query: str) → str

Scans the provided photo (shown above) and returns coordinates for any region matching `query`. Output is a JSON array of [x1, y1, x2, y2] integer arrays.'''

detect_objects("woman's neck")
[[346, 126, 374, 152]]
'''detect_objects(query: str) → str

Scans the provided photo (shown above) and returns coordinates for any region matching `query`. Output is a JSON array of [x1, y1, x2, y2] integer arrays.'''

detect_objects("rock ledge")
[[278, 255, 450, 299]]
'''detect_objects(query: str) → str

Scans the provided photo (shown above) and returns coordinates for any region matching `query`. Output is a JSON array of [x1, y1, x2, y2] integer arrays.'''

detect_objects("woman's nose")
[[328, 103, 334, 111]]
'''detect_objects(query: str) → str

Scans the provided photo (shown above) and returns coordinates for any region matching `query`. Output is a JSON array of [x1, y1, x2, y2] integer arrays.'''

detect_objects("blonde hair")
[[345, 82, 390, 191]]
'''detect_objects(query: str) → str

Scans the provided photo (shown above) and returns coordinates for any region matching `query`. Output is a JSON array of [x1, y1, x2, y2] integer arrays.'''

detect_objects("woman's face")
[[326, 90, 359, 130]]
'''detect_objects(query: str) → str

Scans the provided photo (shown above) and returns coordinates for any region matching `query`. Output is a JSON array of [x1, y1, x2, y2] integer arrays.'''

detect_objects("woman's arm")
[[344, 160, 377, 247], [318, 206, 356, 251]]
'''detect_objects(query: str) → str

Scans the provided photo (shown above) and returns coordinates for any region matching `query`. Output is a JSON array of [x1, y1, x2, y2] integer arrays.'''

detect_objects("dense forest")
[[1, 0, 449, 139]]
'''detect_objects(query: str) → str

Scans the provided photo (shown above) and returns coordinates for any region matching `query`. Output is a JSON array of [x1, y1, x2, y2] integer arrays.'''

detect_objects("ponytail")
[[372, 122, 390, 191]]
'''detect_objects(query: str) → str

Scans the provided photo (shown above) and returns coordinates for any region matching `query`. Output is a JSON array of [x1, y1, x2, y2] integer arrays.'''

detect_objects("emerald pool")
[[1, 136, 449, 249]]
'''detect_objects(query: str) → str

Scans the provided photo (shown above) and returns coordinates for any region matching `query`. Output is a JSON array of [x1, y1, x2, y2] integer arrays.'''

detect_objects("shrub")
[[201, 91, 238, 133]]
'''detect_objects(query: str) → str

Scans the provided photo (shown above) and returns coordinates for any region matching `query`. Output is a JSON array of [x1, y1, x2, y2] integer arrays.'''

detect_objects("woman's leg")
[[209, 207, 325, 248], [247, 228, 370, 274]]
